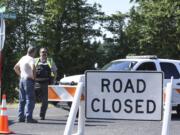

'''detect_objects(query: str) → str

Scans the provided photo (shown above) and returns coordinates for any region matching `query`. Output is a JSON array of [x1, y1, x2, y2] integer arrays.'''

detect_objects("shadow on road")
[[9, 118, 111, 127], [9, 120, 15, 126], [37, 119, 67, 125], [36, 118, 110, 127], [86, 119, 114, 123], [84, 119, 114, 127]]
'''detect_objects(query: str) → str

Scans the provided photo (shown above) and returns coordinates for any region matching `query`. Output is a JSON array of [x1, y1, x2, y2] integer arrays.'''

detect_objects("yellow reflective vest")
[[35, 58, 55, 77]]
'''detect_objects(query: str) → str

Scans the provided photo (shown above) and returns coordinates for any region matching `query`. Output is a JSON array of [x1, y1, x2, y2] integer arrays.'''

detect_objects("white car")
[[60, 55, 180, 114]]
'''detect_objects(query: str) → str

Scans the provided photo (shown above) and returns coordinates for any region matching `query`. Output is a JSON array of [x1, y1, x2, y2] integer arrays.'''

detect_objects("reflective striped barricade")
[[48, 85, 84, 102], [48, 82, 85, 135]]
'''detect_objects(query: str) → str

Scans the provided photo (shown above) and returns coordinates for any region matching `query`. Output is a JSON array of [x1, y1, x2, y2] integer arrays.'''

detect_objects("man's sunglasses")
[[41, 51, 47, 53]]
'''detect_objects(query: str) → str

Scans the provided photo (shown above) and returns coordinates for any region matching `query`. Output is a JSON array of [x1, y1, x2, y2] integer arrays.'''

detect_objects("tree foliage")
[[102, 12, 129, 62], [1, 0, 104, 101], [38, 0, 104, 77], [1, 0, 180, 101], [126, 0, 180, 58], [2, 0, 45, 101]]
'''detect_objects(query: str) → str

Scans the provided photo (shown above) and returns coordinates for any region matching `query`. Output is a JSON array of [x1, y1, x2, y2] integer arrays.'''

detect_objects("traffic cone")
[[0, 94, 13, 134]]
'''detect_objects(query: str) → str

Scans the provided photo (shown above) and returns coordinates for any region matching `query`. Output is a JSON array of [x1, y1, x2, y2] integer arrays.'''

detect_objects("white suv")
[[60, 55, 180, 114]]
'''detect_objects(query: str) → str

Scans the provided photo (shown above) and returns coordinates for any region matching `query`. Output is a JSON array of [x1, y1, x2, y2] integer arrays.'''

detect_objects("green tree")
[[2, 0, 45, 101], [126, 0, 180, 58], [102, 12, 129, 62], [39, 0, 104, 77]]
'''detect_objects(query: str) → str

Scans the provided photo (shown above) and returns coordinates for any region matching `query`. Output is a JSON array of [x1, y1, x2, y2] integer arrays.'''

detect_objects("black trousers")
[[35, 81, 49, 118]]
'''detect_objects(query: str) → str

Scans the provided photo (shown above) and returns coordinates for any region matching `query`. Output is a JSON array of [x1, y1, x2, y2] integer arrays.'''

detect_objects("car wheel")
[[67, 102, 79, 117], [176, 105, 180, 116], [67, 102, 72, 108]]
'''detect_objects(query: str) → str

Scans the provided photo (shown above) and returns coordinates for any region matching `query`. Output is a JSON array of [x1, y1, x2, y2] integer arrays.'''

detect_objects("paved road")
[[7, 105, 180, 135]]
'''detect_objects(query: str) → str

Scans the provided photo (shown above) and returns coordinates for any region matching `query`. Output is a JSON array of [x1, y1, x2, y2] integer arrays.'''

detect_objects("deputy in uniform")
[[35, 47, 57, 120]]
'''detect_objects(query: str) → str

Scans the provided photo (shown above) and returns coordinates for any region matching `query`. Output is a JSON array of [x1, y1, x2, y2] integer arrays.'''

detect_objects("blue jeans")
[[18, 78, 35, 120]]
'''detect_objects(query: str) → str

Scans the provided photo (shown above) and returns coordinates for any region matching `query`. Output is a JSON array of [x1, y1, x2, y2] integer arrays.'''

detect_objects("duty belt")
[[35, 78, 49, 81]]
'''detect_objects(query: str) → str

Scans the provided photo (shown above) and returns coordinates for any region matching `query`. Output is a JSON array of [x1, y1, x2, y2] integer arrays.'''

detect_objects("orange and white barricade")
[[48, 85, 84, 102], [48, 81, 85, 135]]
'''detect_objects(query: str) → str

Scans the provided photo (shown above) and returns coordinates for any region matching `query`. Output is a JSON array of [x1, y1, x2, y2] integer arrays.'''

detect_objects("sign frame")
[[0, 13, 16, 19], [0, 11, 16, 102], [85, 70, 163, 121]]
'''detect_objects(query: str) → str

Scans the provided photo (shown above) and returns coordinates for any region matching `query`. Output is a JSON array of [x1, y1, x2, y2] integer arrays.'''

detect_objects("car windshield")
[[101, 61, 137, 71]]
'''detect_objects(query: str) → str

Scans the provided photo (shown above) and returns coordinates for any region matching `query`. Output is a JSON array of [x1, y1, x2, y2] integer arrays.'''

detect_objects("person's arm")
[[14, 62, 21, 76], [32, 64, 36, 80], [51, 58, 58, 82], [53, 70, 57, 81]]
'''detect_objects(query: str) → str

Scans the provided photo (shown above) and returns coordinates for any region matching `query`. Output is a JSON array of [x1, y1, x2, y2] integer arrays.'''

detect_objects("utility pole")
[[0, 7, 16, 101]]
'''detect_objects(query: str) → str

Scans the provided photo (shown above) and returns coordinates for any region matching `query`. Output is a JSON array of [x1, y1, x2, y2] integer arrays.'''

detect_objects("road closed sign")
[[85, 71, 163, 120]]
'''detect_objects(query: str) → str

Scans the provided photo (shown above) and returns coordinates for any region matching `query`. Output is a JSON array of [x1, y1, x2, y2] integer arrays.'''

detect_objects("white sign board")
[[85, 71, 163, 120]]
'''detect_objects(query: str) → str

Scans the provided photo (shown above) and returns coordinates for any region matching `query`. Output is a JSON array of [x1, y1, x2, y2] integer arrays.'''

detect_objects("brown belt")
[[21, 77, 34, 81]]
